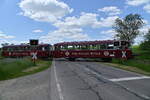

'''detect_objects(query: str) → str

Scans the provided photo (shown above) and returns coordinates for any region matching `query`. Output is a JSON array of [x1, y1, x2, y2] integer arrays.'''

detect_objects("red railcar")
[[53, 40, 132, 60], [1, 40, 132, 60], [2, 44, 52, 58]]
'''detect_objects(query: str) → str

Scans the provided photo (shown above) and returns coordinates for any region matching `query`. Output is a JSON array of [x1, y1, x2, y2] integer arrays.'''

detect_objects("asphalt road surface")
[[51, 58, 150, 100], [0, 58, 150, 100]]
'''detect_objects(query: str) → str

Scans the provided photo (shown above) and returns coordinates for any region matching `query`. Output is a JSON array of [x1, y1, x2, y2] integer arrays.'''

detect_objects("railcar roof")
[[3, 44, 50, 48], [54, 40, 115, 46]]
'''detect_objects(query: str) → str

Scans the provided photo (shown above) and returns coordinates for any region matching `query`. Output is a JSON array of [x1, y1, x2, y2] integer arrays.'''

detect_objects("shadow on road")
[[54, 58, 104, 62]]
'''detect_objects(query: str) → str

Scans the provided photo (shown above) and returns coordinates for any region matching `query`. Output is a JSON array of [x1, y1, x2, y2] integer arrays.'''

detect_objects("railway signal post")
[[31, 52, 37, 65], [30, 39, 38, 65]]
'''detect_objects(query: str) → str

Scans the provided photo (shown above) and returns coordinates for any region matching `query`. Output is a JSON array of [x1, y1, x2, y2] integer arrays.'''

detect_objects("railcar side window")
[[44, 46, 50, 51], [55, 46, 60, 50], [67, 45, 74, 50], [114, 41, 119, 46], [107, 44, 114, 49], [42, 47, 45, 51], [100, 44, 107, 49]]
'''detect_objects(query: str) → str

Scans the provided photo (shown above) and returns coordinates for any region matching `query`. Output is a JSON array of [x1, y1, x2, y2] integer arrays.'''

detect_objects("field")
[[0, 57, 52, 80], [110, 45, 150, 75]]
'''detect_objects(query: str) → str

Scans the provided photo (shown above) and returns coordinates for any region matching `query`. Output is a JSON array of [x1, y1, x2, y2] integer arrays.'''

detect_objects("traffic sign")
[[30, 39, 38, 45], [31, 52, 37, 65], [31, 52, 37, 60]]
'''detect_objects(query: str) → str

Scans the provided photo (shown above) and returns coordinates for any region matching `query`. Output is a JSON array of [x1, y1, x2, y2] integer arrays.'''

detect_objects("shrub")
[[140, 41, 150, 51]]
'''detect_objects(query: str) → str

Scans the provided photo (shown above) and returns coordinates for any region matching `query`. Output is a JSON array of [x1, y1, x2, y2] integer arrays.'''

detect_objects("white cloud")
[[97, 16, 119, 28], [0, 31, 15, 47], [126, 0, 150, 15], [101, 29, 116, 35], [139, 25, 150, 34], [40, 13, 97, 43], [142, 19, 149, 24], [32, 29, 43, 33], [54, 13, 99, 28], [98, 6, 121, 15], [0, 33, 15, 39], [40, 28, 90, 44], [40, 12, 118, 43], [19, 0, 73, 23], [134, 36, 144, 44], [19, 0, 119, 43], [0, 40, 28, 47], [143, 4, 150, 13], [0, 32, 15, 47], [54, 12, 118, 28], [126, 0, 150, 6], [100, 29, 117, 40]]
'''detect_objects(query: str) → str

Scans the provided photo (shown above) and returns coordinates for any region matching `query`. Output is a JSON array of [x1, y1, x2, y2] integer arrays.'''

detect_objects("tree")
[[144, 29, 150, 41], [113, 14, 144, 44], [1, 43, 9, 47], [140, 29, 150, 50]]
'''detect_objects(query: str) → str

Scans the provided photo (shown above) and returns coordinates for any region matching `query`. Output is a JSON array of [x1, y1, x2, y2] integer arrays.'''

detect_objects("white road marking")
[[82, 65, 150, 100], [109, 76, 150, 82], [53, 61, 64, 100], [83, 64, 150, 83]]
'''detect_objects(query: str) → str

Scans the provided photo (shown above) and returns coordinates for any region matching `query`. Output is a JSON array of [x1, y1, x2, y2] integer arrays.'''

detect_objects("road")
[[51, 58, 150, 100]]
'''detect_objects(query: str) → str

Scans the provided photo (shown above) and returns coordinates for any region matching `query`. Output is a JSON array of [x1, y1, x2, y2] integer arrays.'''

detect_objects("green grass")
[[0, 50, 3, 59], [112, 59, 150, 72], [0, 57, 52, 80], [16, 59, 52, 77], [111, 45, 150, 74], [132, 45, 150, 60]]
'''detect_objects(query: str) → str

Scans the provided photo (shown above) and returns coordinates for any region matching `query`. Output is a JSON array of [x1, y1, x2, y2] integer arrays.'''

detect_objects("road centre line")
[[53, 61, 64, 100]]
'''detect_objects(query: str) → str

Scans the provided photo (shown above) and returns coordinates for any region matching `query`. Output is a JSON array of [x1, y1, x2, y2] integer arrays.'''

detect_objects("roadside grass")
[[0, 57, 52, 80], [132, 45, 150, 60], [0, 50, 3, 59], [16, 59, 52, 77], [103, 62, 150, 76], [110, 59, 150, 75], [108, 45, 150, 75]]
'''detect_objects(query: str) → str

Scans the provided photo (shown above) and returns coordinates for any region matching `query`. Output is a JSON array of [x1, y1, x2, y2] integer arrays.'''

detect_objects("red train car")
[[2, 44, 52, 58], [1, 40, 132, 61], [53, 40, 132, 61]]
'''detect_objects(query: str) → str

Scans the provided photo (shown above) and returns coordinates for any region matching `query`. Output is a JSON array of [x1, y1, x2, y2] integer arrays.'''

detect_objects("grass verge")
[[103, 62, 150, 76], [0, 57, 52, 81], [112, 59, 150, 72], [105, 45, 150, 76]]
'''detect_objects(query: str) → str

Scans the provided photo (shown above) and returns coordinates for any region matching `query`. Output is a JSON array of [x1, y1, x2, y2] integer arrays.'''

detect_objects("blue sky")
[[0, 0, 150, 46]]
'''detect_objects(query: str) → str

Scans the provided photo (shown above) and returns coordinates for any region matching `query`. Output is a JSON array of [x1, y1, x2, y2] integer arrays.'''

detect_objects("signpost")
[[30, 39, 38, 45], [122, 51, 127, 59], [30, 39, 39, 65], [31, 52, 37, 65]]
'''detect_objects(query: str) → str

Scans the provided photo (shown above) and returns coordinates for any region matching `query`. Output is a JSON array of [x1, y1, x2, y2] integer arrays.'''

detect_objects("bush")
[[140, 41, 150, 51]]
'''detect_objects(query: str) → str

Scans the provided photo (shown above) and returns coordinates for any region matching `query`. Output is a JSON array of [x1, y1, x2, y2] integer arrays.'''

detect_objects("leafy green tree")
[[140, 29, 150, 50], [1, 43, 9, 47], [144, 29, 150, 41], [113, 14, 144, 44]]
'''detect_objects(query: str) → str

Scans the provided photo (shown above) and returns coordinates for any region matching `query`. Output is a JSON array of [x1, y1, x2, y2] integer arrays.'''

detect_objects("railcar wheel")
[[68, 58, 76, 61]]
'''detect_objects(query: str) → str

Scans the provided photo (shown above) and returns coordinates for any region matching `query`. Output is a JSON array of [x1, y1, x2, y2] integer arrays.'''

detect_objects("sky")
[[0, 0, 150, 46]]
